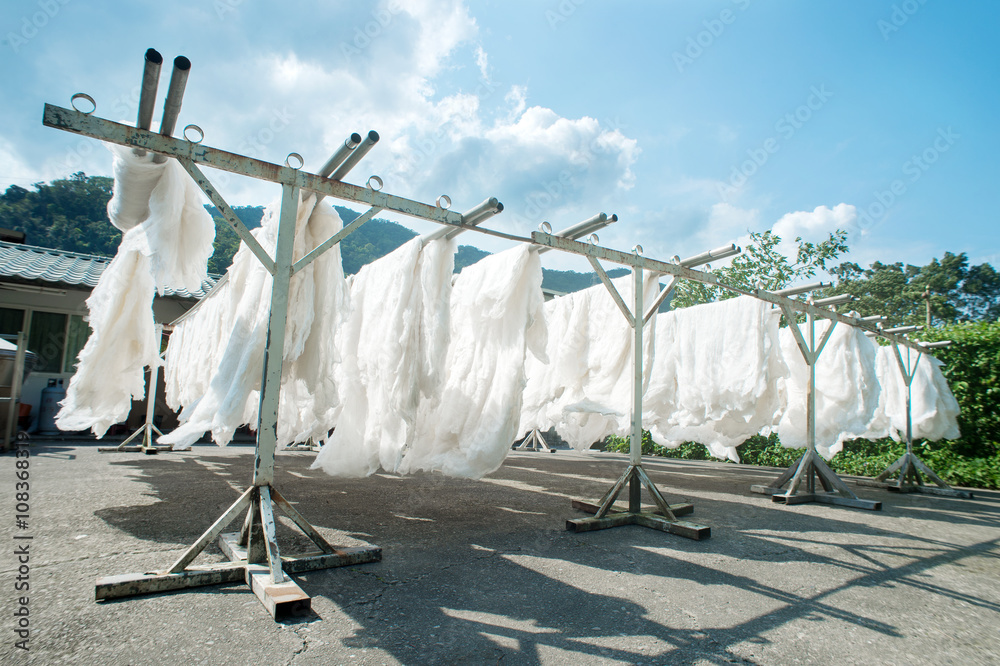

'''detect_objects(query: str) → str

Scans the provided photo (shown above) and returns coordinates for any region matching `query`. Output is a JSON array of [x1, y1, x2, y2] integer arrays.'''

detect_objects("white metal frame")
[[515, 428, 555, 452], [43, 63, 962, 614], [44, 100, 493, 618], [856, 342, 973, 499], [748, 305, 882, 510], [562, 259, 710, 538], [528, 233, 946, 517]]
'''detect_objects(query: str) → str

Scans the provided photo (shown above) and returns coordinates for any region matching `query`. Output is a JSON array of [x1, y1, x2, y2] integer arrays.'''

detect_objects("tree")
[[671, 229, 849, 308], [823, 252, 1000, 326], [206, 217, 242, 275], [1, 173, 120, 256]]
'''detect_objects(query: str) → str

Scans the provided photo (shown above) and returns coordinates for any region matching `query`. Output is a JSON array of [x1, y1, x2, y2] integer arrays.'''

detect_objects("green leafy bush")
[[602, 432, 1000, 489], [920, 321, 1000, 459]]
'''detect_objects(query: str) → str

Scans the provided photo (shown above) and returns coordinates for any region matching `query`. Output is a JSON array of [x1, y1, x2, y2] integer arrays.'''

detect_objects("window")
[[0, 307, 91, 373], [0, 307, 24, 337], [63, 314, 90, 373], [27, 311, 67, 373]]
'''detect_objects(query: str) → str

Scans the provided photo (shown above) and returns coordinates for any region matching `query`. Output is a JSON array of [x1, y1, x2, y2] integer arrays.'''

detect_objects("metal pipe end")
[[159, 55, 192, 138], [136, 48, 164, 140], [348, 132, 362, 148], [330, 130, 380, 180]]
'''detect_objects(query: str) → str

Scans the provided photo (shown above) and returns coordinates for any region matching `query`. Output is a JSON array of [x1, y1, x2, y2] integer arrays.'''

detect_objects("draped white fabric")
[[644, 296, 786, 462], [160, 193, 348, 449], [397, 245, 546, 478], [312, 244, 546, 479], [57, 146, 214, 437], [518, 272, 659, 451], [310, 237, 455, 477], [774, 320, 881, 459], [864, 345, 960, 442]]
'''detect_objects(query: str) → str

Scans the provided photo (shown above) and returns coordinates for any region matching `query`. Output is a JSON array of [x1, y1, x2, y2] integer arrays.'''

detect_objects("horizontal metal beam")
[[812, 294, 855, 307], [421, 197, 502, 243], [43, 104, 467, 227], [537, 213, 616, 255], [531, 231, 935, 354], [883, 325, 922, 335], [532, 231, 713, 278], [95, 564, 247, 601]]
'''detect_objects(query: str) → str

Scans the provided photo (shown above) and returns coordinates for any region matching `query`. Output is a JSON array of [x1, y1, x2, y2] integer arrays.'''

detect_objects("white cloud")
[[505, 85, 527, 120], [770, 203, 857, 260], [169, 0, 641, 238], [0, 138, 43, 191], [474, 45, 489, 81], [2, 0, 639, 257]]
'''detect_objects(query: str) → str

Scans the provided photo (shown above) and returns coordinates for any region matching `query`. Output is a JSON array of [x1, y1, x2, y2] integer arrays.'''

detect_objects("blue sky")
[[1, 0, 997, 274]]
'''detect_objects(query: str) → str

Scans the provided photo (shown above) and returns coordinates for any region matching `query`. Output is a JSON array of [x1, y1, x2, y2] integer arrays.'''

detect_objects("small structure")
[[0, 240, 215, 432]]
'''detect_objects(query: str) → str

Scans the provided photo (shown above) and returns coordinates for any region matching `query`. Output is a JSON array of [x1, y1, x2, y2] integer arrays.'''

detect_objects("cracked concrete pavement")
[[1, 440, 999, 665]]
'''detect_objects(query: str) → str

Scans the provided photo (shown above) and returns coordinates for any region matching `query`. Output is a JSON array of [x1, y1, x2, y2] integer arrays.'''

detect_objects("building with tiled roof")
[[0, 241, 216, 297], [0, 240, 217, 432]]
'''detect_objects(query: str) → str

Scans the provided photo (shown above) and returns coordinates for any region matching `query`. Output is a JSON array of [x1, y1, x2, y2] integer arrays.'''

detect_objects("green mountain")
[[3, 174, 638, 295]]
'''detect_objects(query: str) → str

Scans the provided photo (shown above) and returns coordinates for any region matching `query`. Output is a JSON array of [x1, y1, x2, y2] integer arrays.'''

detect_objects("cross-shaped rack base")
[[95, 484, 381, 619], [515, 428, 556, 452], [857, 451, 973, 499], [568, 464, 710, 539], [751, 449, 882, 510]]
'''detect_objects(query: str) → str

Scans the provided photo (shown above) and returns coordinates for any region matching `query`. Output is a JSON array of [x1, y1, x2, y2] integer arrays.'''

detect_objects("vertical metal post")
[[629, 265, 644, 513], [3, 332, 27, 450], [805, 312, 817, 493], [143, 325, 163, 448], [904, 346, 914, 458], [253, 184, 299, 487]]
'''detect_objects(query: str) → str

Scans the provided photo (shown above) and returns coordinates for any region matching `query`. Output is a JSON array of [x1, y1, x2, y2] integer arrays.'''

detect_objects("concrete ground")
[[2, 439, 998, 665]]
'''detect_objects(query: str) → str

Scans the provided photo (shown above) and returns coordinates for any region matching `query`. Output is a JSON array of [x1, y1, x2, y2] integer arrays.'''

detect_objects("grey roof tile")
[[0, 241, 217, 299]]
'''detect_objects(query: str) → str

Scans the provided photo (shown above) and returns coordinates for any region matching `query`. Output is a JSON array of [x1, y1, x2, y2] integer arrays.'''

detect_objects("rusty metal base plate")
[[856, 478, 973, 499], [96, 564, 246, 601], [567, 500, 709, 540], [98, 445, 172, 454], [95, 537, 381, 621], [762, 489, 882, 511]]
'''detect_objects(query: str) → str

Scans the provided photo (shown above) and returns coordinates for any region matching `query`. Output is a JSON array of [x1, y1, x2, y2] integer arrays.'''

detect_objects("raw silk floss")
[[57, 145, 214, 437], [161, 192, 349, 449], [518, 272, 660, 451]]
